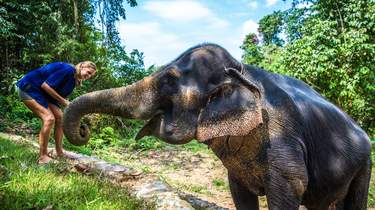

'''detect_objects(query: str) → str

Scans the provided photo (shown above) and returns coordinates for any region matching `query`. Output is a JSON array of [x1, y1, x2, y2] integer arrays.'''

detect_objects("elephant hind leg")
[[343, 159, 372, 210]]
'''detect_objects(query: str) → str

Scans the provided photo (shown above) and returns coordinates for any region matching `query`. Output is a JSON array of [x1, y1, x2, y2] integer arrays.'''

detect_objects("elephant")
[[63, 43, 372, 210]]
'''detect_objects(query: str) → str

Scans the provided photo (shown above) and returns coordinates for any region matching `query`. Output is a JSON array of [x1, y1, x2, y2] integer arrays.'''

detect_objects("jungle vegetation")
[[240, 0, 375, 137]]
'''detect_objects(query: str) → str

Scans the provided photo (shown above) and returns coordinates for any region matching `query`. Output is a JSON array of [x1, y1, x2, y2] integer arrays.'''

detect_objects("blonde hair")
[[75, 61, 96, 85]]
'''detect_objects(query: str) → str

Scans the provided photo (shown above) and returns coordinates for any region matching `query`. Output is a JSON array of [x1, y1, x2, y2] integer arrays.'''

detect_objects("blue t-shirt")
[[16, 62, 76, 108]]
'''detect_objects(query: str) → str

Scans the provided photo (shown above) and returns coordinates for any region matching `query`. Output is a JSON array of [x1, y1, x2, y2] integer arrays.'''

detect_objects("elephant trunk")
[[63, 77, 158, 146]]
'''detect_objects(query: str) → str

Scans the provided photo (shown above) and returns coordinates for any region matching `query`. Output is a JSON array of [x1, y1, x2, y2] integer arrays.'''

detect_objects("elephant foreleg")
[[265, 139, 308, 210], [265, 170, 302, 210], [228, 174, 259, 210]]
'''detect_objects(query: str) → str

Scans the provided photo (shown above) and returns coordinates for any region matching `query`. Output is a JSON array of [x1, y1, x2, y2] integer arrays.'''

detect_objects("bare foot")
[[38, 155, 53, 164]]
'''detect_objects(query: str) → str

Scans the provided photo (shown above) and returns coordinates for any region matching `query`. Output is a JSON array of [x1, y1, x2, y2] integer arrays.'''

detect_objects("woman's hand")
[[41, 82, 71, 107], [62, 99, 70, 107]]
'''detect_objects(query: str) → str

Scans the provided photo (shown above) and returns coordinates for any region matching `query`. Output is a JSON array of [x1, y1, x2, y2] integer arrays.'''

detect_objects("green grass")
[[212, 178, 229, 192], [178, 182, 212, 195], [0, 137, 154, 210]]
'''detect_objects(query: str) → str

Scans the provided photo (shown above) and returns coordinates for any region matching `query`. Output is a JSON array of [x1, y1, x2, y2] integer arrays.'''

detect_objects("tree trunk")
[[72, 0, 79, 35]]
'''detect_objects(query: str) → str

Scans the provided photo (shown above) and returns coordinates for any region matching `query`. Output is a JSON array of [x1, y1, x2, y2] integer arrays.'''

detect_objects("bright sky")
[[118, 0, 291, 67]]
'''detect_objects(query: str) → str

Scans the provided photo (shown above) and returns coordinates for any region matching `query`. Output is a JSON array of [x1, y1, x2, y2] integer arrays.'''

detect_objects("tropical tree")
[[241, 0, 375, 136]]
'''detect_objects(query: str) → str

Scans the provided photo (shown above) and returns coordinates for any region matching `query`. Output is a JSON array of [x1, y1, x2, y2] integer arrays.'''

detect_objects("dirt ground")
[[138, 149, 250, 210], [134, 148, 375, 210]]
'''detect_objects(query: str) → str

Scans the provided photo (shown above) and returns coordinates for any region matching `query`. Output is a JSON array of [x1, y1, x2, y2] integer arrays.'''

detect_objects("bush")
[[89, 126, 120, 150], [241, 0, 375, 137], [0, 94, 40, 134]]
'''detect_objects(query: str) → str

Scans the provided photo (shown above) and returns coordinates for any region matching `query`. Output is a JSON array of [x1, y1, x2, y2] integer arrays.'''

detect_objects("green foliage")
[[241, 0, 375, 136], [0, 137, 153, 210], [0, 0, 145, 96], [62, 116, 167, 156], [87, 116, 163, 150], [0, 94, 32, 120], [258, 11, 284, 46], [212, 178, 229, 192], [240, 33, 263, 65], [62, 142, 93, 156], [89, 126, 121, 150], [257, 44, 285, 73], [0, 94, 40, 134], [181, 140, 210, 154], [212, 179, 225, 187], [281, 19, 375, 134], [132, 137, 166, 150], [190, 185, 210, 194], [281, 0, 375, 135], [94, 0, 137, 46], [283, 7, 307, 42]]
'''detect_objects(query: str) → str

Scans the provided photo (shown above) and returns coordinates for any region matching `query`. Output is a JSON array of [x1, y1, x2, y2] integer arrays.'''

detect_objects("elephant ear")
[[196, 75, 263, 142]]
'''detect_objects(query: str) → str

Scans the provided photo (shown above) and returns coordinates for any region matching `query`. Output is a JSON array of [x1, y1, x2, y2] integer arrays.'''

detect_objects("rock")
[[134, 181, 194, 210]]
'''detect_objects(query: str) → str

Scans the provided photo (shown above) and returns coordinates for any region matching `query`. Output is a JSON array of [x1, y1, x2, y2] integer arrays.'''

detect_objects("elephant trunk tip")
[[63, 116, 91, 146], [77, 124, 90, 145]]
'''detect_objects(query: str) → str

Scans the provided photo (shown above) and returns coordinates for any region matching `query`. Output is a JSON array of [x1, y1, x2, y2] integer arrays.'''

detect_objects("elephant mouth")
[[135, 111, 164, 140], [135, 109, 196, 144], [135, 111, 193, 144]]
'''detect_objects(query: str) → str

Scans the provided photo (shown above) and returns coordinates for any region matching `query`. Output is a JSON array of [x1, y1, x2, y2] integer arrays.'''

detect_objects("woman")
[[16, 61, 96, 164]]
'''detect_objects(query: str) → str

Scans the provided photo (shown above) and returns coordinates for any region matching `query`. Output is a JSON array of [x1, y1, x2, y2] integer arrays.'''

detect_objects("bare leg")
[[23, 100, 55, 164], [48, 103, 64, 157]]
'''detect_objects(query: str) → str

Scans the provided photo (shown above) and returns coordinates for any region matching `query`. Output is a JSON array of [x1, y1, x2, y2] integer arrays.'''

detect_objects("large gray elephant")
[[63, 44, 372, 210]]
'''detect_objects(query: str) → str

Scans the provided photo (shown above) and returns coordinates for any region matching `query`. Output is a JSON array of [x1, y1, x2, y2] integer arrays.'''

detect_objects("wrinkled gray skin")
[[63, 44, 372, 210]]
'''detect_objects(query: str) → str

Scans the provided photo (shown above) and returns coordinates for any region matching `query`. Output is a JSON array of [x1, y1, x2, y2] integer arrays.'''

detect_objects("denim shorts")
[[16, 85, 59, 108], [16, 86, 33, 101]]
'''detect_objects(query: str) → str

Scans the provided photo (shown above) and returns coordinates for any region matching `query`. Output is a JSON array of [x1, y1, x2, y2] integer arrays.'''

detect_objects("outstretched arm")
[[41, 82, 69, 107]]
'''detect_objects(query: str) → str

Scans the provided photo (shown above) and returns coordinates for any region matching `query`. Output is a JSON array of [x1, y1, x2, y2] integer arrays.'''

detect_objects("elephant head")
[[63, 44, 263, 146]]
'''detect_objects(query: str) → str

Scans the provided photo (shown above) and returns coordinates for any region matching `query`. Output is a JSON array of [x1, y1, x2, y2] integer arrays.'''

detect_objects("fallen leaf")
[[42, 204, 53, 210], [74, 163, 90, 173]]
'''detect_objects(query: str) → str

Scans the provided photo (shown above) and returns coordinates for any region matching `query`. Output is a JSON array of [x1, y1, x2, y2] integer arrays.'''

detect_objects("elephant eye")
[[221, 86, 234, 96], [160, 74, 179, 95], [162, 75, 176, 86], [166, 76, 176, 86], [208, 84, 234, 102]]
